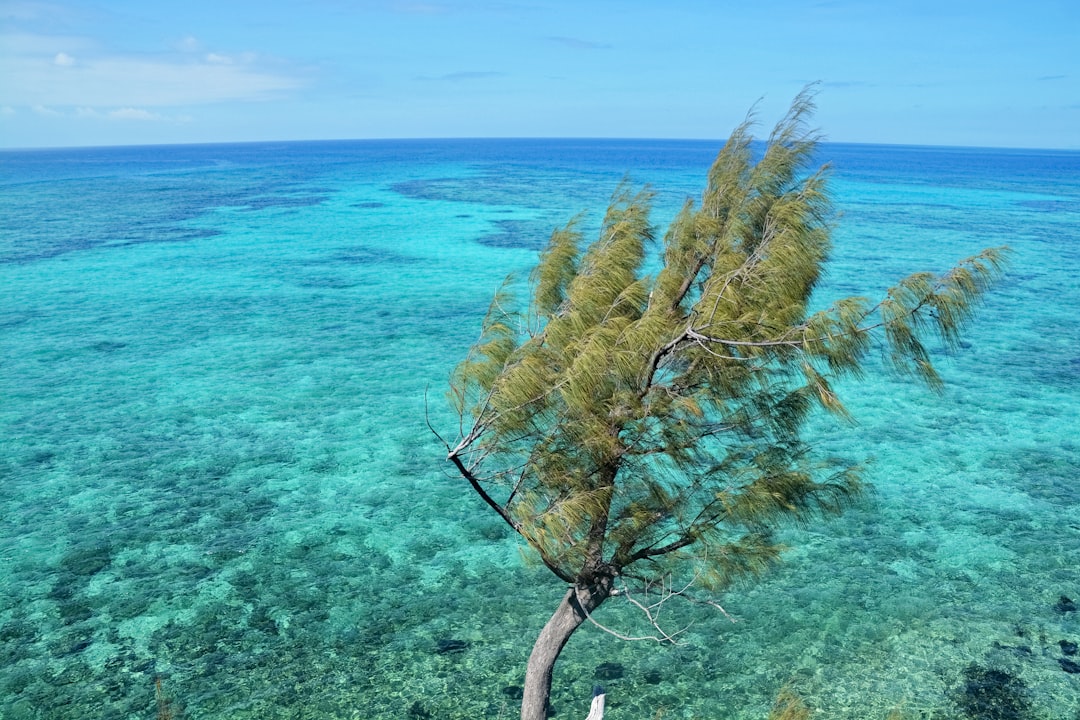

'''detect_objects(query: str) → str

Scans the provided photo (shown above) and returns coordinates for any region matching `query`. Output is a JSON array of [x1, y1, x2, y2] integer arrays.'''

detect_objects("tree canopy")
[[437, 88, 1007, 720]]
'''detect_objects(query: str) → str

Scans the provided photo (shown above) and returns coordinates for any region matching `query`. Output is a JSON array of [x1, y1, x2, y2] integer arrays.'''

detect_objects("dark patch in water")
[[1025, 352, 1080, 391], [0, 311, 38, 329], [0, 620, 37, 650], [29, 449, 56, 466], [89, 340, 127, 353], [1016, 199, 1080, 213], [214, 494, 276, 524], [242, 195, 327, 211], [390, 178, 462, 203], [58, 544, 114, 578], [2, 172, 334, 264], [407, 700, 432, 719], [58, 603, 94, 627], [995, 448, 1080, 504], [990, 641, 1032, 657], [295, 276, 360, 290], [434, 638, 468, 654], [3, 239, 95, 265], [47, 582, 74, 601], [390, 167, 602, 211], [333, 247, 416, 265], [174, 227, 223, 241], [202, 546, 249, 563], [249, 605, 280, 635], [115, 227, 224, 248], [301, 246, 419, 267], [392, 175, 535, 207], [351, 201, 386, 209], [956, 665, 1031, 720], [594, 662, 624, 680], [475, 218, 549, 250]]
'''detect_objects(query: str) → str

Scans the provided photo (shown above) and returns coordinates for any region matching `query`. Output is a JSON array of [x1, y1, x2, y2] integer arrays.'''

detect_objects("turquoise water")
[[1, 139, 1079, 720]]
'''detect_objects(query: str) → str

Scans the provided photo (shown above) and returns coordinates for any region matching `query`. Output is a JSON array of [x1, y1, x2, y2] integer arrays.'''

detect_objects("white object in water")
[[585, 685, 605, 720]]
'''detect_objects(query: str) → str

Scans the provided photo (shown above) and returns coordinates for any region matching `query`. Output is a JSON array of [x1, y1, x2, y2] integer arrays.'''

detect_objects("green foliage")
[[443, 87, 1007, 594]]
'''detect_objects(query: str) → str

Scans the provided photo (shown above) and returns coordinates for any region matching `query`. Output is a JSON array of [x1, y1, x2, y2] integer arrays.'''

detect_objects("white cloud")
[[46, 105, 187, 123], [108, 107, 160, 121], [3, 32, 304, 107], [0, 106, 16, 116]]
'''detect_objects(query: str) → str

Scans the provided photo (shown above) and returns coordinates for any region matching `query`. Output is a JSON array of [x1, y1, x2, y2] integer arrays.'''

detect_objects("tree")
[[435, 89, 1007, 720]]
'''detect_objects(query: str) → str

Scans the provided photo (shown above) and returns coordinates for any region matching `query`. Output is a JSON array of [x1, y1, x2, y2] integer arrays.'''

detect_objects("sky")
[[1, 0, 1078, 149]]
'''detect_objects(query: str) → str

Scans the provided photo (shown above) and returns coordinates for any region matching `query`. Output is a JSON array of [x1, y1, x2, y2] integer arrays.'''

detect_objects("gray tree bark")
[[520, 581, 612, 720]]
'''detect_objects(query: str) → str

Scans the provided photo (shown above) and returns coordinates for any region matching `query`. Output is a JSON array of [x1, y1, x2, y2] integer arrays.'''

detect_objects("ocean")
[[1, 138, 1078, 719]]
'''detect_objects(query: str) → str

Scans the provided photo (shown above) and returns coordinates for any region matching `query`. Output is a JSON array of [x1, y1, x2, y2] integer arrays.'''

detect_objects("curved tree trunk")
[[521, 583, 611, 720]]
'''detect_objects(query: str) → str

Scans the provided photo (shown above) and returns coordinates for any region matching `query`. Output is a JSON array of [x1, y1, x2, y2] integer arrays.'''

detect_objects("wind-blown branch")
[[436, 86, 1007, 720]]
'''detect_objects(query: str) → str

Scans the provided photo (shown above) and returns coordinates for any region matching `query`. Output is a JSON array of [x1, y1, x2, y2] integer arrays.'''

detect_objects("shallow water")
[[1, 139, 1079, 719]]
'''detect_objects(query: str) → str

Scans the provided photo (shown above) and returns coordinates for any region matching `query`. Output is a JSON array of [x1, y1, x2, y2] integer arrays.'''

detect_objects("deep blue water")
[[1, 139, 1079, 719]]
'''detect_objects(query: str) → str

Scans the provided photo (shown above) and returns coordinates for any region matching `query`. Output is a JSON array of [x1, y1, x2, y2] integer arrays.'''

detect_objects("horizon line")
[[3, 136, 1079, 154]]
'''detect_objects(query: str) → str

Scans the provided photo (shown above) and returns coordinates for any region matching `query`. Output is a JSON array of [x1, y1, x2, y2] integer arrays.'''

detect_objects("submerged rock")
[[58, 544, 114, 577], [594, 662, 624, 680], [407, 700, 431, 718], [501, 685, 523, 699], [1060, 639, 1078, 656], [434, 638, 468, 654], [1055, 595, 1077, 613], [1060, 658, 1080, 674], [958, 665, 1030, 720], [991, 641, 1032, 657]]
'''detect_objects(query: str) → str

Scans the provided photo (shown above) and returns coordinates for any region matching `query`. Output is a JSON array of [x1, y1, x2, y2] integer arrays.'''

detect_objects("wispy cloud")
[[1038, 74, 1067, 81], [2, 32, 304, 107], [58, 105, 193, 122], [108, 107, 161, 121], [548, 36, 609, 50]]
